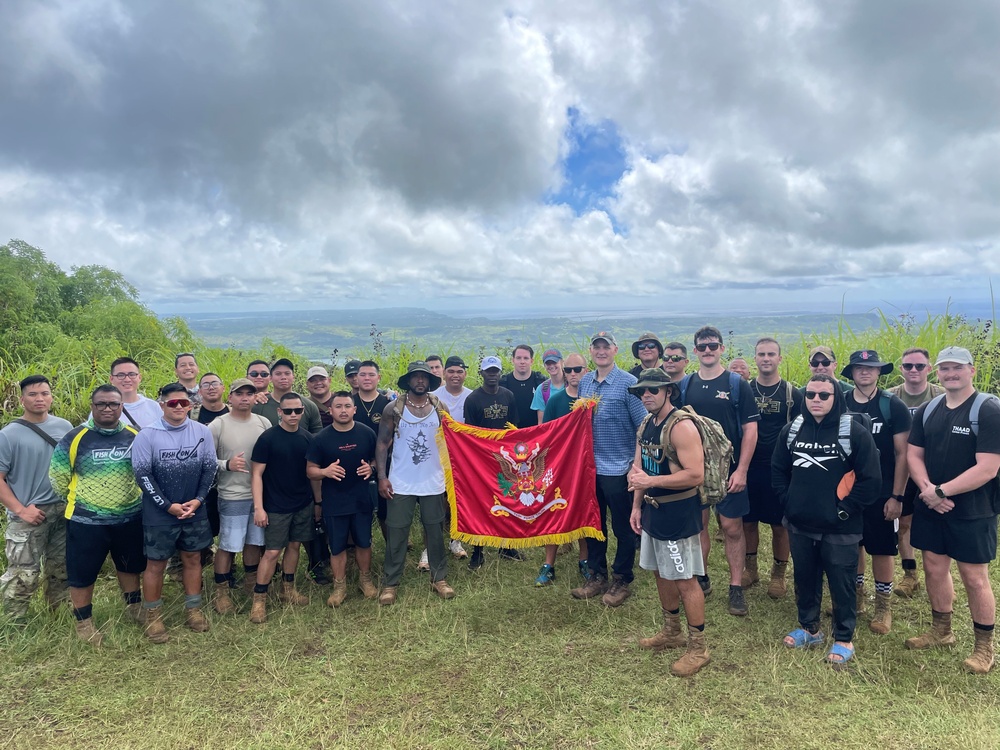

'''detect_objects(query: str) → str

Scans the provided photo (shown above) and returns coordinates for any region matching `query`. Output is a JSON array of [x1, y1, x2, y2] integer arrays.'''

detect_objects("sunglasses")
[[248, 370, 270, 378], [804, 391, 833, 401], [663, 355, 687, 362], [809, 359, 832, 368], [280, 407, 305, 415], [901, 363, 928, 372], [164, 399, 191, 408], [563, 366, 584, 374], [636, 342, 659, 351], [635, 387, 663, 396], [695, 342, 721, 352], [92, 401, 122, 410]]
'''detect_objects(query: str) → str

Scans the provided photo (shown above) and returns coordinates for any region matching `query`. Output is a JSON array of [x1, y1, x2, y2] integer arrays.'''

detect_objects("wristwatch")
[[891, 494, 905, 501], [934, 485, 946, 499]]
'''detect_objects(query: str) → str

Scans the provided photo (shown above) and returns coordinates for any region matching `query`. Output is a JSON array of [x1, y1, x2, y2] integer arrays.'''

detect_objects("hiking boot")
[[856, 583, 868, 617], [185, 607, 210, 633], [964, 628, 995, 674], [244, 574, 256, 594], [499, 548, 525, 561], [280, 580, 309, 606], [431, 580, 456, 600], [417, 549, 430, 572], [639, 610, 685, 651], [578, 559, 591, 580], [602, 576, 632, 607], [895, 569, 921, 598], [905, 610, 956, 650], [327, 578, 348, 608], [671, 626, 711, 677], [214, 582, 235, 615], [571, 575, 608, 600], [75, 618, 104, 647], [309, 567, 332, 586], [144, 606, 169, 644], [727, 586, 748, 616], [359, 573, 378, 599], [249, 593, 267, 624], [869, 590, 893, 635], [697, 575, 712, 597], [741, 555, 759, 588], [449, 539, 468, 559], [378, 586, 397, 606], [534, 564, 555, 587], [126, 602, 146, 625], [767, 561, 788, 599], [468, 548, 485, 571]]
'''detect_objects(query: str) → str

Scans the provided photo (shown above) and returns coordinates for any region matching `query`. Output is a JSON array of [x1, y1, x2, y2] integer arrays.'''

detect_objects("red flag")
[[440, 400, 604, 548]]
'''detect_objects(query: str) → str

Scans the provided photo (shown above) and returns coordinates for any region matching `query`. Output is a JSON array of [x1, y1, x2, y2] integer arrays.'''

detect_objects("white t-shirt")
[[432, 386, 472, 423], [389, 407, 445, 496]]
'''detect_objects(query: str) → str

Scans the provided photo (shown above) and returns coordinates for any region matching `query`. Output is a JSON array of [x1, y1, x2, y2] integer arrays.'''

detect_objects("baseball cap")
[[935, 346, 974, 366], [542, 348, 563, 363], [808, 345, 836, 362], [344, 360, 362, 377], [229, 378, 256, 393], [591, 331, 618, 347], [444, 355, 467, 369], [480, 355, 503, 371], [306, 366, 328, 380]]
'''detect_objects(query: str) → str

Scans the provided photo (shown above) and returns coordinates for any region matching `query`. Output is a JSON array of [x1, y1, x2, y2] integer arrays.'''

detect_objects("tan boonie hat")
[[631, 332, 664, 359]]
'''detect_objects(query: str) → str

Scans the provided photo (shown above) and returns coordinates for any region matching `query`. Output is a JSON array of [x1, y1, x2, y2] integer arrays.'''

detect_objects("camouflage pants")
[[1, 503, 68, 619]]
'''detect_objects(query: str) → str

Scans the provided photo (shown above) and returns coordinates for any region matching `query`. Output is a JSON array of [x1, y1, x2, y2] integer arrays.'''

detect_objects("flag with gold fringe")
[[439, 398, 604, 548]]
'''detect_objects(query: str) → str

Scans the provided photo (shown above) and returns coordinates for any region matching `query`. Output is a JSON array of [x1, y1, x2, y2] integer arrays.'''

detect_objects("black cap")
[[444, 355, 467, 369]]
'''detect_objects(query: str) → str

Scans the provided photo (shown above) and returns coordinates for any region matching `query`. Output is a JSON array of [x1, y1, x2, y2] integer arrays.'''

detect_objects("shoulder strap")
[[785, 415, 804, 449], [838, 413, 853, 458], [121, 405, 141, 429], [969, 392, 1000, 437], [542, 380, 551, 401], [13, 418, 58, 448], [878, 390, 892, 427], [922, 394, 946, 429], [678, 374, 691, 404], [661, 408, 694, 466], [785, 380, 794, 422], [728, 370, 741, 411]]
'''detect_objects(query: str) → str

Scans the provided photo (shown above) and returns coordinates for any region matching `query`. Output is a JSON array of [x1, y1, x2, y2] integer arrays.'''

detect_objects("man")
[[106, 357, 162, 429], [536, 352, 590, 586], [344, 360, 362, 396], [888, 347, 944, 598], [530, 349, 566, 424], [375, 361, 455, 604], [306, 366, 335, 428], [433, 356, 473, 423], [354, 360, 393, 548], [193, 373, 229, 425], [804, 346, 852, 393], [246, 360, 272, 401], [772, 374, 881, 666], [208, 378, 271, 613], [426, 355, 445, 382], [253, 358, 323, 434], [630, 333, 664, 377], [906, 346, 1000, 674], [307, 392, 379, 607], [843, 350, 911, 634], [465, 356, 520, 570], [131, 383, 217, 642], [743, 337, 802, 599], [49, 385, 144, 645], [0, 376, 73, 622], [248, 392, 317, 623], [680, 326, 759, 616], [661, 342, 689, 384], [500, 344, 546, 430], [572, 332, 648, 607], [627, 369, 710, 677], [728, 358, 751, 381], [174, 353, 201, 404]]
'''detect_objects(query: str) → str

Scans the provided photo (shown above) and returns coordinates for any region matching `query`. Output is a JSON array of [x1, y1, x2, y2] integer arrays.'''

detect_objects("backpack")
[[541, 380, 552, 404], [679, 371, 744, 439], [639, 406, 734, 507], [921, 392, 1000, 435], [786, 413, 855, 459]]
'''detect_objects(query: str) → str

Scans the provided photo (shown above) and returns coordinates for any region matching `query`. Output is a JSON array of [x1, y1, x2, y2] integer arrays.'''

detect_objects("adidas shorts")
[[639, 531, 704, 580]]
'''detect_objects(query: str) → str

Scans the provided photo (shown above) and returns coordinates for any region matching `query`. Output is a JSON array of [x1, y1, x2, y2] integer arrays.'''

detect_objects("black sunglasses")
[[636, 342, 659, 351], [635, 387, 662, 396], [901, 363, 928, 372], [280, 407, 305, 415], [809, 359, 832, 368], [248, 370, 270, 378], [663, 355, 686, 362], [804, 390, 833, 401], [695, 342, 721, 352], [563, 366, 584, 374]]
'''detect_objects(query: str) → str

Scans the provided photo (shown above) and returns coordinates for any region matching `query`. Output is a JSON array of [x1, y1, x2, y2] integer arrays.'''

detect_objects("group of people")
[[0, 332, 997, 680]]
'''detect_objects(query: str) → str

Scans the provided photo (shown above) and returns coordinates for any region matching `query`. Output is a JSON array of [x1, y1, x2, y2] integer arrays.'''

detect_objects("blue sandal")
[[826, 642, 855, 664], [784, 628, 825, 648]]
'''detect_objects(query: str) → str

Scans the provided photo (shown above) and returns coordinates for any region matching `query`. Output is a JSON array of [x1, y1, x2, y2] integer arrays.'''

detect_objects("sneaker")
[[571, 575, 608, 600], [602, 576, 632, 607], [499, 548, 525, 561], [417, 549, 430, 572], [468, 548, 485, 571], [449, 540, 468, 559], [578, 559, 591, 580], [697, 574, 712, 597], [534, 564, 555, 587], [727, 586, 748, 617], [309, 568, 332, 586]]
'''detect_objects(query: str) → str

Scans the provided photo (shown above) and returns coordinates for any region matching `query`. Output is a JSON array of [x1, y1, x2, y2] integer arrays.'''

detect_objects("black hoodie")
[[771, 382, 881, 536]]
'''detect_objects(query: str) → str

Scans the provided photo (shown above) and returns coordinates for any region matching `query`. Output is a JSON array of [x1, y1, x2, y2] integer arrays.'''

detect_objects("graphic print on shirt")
[[483, 403, 510, 421], [407, 429, 431, 465], [792, 440, 841, 470], [158, 437, 206, 462]]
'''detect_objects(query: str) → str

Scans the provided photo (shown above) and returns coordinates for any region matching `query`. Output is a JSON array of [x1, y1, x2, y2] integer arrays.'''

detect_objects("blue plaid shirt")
[[578, 366, 647, 475]]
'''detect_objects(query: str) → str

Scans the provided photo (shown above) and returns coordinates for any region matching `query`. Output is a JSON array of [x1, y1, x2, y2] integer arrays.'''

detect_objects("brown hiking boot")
[[856, 583, 868, 617], [741, 554, 759, 588], [359, 573, 378, 599], [249, 592, 267, 624], [185, 607, 210, 633], [639, 610, 686, 651], [75, 618, 104, 647], [378, 586, 398, 606], [571, 575, 608, 600], [671, 626, 710, 677], [964, 628, 995, 674], [327, 578, 348, 608], [602, 576, 632, 607], [144, 606, 169, 644], [895, 569, 921, 598], [869, 590, 892, 635], [244, 573, 256, 595], [905, 610, 956, 649], [280, 580, 309, 606], [767, 560, 788, 599], [126, 602, 146, 625], [431, 580, 456, 600], [214, 582, 235, 615]]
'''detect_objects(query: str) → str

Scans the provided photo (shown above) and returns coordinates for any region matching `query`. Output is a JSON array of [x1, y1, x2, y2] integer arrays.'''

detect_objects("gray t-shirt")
[[0, 415, 74, 514]]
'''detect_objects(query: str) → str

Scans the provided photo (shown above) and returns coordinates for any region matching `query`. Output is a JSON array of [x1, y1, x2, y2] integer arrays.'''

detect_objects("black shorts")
[[911, 513, 998, 565], [744, 462, 783, 526], [325, 510, 374, 556], [143, 519, 214, 561], [861, 499, 898, 556], [67, 517, 146, 588], [900, 479, 917, 517], [263, 505, 315, 550]]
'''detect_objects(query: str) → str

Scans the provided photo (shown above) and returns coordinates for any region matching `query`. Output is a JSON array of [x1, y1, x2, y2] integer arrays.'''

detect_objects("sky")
[[1, 1, 998, 317]]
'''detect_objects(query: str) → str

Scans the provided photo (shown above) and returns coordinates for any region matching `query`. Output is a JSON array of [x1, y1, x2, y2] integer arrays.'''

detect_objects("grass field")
[[1, 524, 998, 750]]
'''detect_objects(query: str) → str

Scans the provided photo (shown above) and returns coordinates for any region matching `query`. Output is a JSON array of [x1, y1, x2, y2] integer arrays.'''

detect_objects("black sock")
[[214, 573, 228, 585], [690, 622, 705, 632], [254, 583, 270, 594], [122, 590, 141, 605], [667, 608, 680, 616], [746, 552, 757, 558], [73, 604, 93, 622], [225, 571, 237, 587], [730, 584, 742, 593], [774, 558, 787, 565], [973, 622, 995, 632], [244, 564, 259, 577], [282, 573, 294, 583], [902, 558, 917, 571]]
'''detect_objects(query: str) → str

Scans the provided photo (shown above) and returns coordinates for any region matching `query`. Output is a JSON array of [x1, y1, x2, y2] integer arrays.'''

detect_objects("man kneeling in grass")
[[627, 369, 710, 677]]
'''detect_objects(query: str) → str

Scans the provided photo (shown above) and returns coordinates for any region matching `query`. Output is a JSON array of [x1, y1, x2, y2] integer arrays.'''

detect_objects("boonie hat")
[[631, 332, 664, 359], [306, 366, 328, 380], [935, 346, 974, 366], [480, 355, 503, 372], [841, 349, 894, 380], [628, 368, 676, 396], [396, 361, 442, 392]]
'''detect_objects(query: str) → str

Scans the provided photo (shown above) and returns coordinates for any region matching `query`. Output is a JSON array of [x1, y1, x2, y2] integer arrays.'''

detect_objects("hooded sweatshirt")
[[131, 417, 217, 526], [771, 382, 881, 536]]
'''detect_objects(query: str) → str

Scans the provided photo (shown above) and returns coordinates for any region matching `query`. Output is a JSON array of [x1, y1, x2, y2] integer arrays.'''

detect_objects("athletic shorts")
[[263, 505, 315, 550], [716, 487, 750, 520], [639, 531, 704, 580], [66, 517, 145, 588], [744, 462, 783, 525], [144, 519, 214, 561], [861, 499, 899, 557], [325, 509, 375, 556], [218, 499, 265, 553], [911, 513, 998, 565], [900, 480, 918, 517]]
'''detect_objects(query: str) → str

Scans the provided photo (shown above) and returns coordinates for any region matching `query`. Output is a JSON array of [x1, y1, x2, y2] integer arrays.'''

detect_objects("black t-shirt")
[[465, 387, 519, 430], [197, 404, 229, 425], [682, 372, 759, 466], [499, 372, 544, 429], [250, 426, 314, 513], [846, 390, 912, 499], [306, 423, 377, 517], [354, 393, 391, 434], [750, 380, 802, 464], [638, 413, 702, 541], [909, 392, 1000, 520]]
